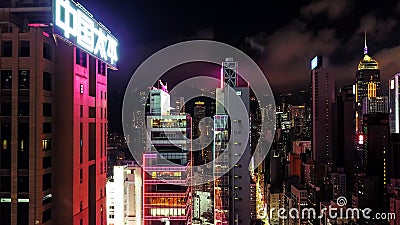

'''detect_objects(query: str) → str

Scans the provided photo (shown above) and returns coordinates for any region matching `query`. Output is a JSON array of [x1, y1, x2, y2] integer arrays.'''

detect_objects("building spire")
[[364, 30, 368, 55]]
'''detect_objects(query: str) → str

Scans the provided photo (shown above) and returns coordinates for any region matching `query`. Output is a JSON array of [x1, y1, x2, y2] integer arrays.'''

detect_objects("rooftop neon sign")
[[54, 0, 118, 68]]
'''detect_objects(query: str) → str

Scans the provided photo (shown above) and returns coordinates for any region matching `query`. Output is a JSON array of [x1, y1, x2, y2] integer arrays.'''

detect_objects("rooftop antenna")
[[364, 29, 368, 55]]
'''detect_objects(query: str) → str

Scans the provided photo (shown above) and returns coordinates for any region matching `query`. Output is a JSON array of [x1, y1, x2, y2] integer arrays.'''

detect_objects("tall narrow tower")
[[311, 56, 335, 165], [142, 84, 192, 225], [355, 32, 380, 132], [214, 58, 253, 225]]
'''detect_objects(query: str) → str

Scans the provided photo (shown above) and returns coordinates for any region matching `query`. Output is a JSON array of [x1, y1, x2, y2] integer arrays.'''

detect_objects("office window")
[[42, 194, 52, 205], [1, 123, 11, 169], [42, 209, 51, 223], [43, 103, 52, 117], [18, 70, 29, 89], [80, 105, 83, 117], [18, 123, 29, 169], [43, 156, 51, 169], [75, 48, 87, 67], [0, 176, 11, 192], [89, 123, 96, 160], [80, 123, 83, 163], [17, 176, 29, 192], [1, 41, 12, 57], [1, 103, 11, 116], [80, 169, 83, 183], [42, 139, 51, 151], [18, 41, 29, 57], [89, 107, 96, 118], [100, 124, 103, 157], [42, 173, 51, 191], [1, 70, 12, 89], [43, 42, 52, 60], [43, 72, 52, 91], [18, 102, 29, 116], [98, 61, 106, 75], [89, 57, 96, 97], [43, 122, 52, 134]]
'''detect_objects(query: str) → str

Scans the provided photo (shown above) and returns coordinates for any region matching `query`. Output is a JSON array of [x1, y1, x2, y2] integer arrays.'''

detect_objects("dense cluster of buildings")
[[0, 1, 398, 225], [263, 36, 400, 225]]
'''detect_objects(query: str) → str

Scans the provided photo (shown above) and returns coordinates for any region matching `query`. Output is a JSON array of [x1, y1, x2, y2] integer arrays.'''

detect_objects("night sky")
[[78, 0, 400, 133]]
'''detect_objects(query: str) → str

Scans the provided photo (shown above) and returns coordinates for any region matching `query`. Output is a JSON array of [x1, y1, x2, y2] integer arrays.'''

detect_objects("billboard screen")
[[310, 56, 322, 70], [54, 0, 118, 68]]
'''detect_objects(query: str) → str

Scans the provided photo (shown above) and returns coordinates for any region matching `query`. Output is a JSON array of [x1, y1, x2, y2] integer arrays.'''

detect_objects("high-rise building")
[[310, 56, 335, 165], [106, 163, 142, 225], [290, 106, 308, 140], [389, 73, 400, 133], [142, 86, 192, 225], [333, 85, 356, 190], [330, 168, 346, 201], [193, 191, 212, 222], [0, 1, 118, 224], [355, 33, 380, 132], [361, 112, 390, 209], [213, 58, 254, 225]]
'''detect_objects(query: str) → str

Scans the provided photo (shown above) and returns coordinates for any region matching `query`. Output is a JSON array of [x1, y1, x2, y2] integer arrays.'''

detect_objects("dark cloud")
[[244, 0, 400, 93], [348, 13, 398, 47], [245, 20, 340, 90], [300, 0, 351, 19]]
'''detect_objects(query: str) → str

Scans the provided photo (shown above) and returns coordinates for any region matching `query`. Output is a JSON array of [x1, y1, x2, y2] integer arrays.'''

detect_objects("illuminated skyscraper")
[[389, 73, 400, 133], [355, 33, 380, 132], [142, 86, 192, 225], [214, 58, 253, 225], [310, 56, 335, 165], [0, 1, 117, 224]]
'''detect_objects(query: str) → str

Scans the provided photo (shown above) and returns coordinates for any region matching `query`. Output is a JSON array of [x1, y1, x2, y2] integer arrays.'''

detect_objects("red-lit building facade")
[[143, 87, 192, 225], [0, 1, 116, 224]]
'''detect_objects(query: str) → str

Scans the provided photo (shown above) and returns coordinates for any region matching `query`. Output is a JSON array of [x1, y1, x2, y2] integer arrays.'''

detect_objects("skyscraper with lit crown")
[[355, 32, 380, 132]]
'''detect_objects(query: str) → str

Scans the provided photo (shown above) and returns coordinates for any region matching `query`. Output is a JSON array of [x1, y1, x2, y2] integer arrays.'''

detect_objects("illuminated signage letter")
[[77, 10, 95, 52], [107, 35, 118, 65], [55, 0, 77, 38], [94, 28, 108, 60]]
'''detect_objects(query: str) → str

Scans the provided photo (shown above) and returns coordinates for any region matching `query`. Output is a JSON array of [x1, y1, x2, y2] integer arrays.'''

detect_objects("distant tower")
[[311, 56, 335, 165], [214, 58, 253, 225], [389, 73, 400, 133], [355, 32, 380, 132], [221, 57, 238, 88], [143, 84, 193, 225]]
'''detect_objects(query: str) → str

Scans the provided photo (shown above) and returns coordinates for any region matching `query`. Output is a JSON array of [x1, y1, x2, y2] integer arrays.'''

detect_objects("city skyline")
[[0, 0, 400, 225], [74, 0, 400, 133]]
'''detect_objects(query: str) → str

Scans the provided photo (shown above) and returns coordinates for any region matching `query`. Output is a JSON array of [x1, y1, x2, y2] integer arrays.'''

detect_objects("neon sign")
[[54, 0, 118, 68]]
